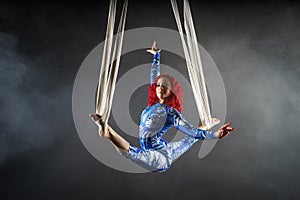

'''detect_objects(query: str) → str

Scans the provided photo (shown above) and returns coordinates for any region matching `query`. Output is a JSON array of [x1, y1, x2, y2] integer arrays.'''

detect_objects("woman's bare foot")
[[198, 118, 220, 130], [211, 118, 221, 128], [89, 113, 110, 138]]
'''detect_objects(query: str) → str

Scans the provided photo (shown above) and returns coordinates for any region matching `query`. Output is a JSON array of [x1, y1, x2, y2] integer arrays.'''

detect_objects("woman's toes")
[[89, 113, 101, 122]]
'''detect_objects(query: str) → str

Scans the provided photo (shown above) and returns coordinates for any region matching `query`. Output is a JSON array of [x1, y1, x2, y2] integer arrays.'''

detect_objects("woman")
[[90, 42, 235, 172]]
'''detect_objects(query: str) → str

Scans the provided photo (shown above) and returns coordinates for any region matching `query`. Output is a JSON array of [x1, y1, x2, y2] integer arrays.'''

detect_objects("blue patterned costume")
[[122, 52, 215, 172]]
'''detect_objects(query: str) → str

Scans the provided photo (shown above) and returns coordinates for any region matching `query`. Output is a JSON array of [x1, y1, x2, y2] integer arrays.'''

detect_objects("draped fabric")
[[95, 0, 215, 158], [171, 0, 218, 158], [171, 0, 212, 129], [96, 0, 128, 123]]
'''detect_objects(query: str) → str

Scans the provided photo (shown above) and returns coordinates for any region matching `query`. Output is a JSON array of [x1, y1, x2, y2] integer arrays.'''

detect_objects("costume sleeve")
[[150, 52, 160, 85], [173, 110, 216, 140]]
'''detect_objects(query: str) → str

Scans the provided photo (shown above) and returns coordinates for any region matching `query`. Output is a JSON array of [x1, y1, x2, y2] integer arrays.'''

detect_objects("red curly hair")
[[148, 74, 184, 112]]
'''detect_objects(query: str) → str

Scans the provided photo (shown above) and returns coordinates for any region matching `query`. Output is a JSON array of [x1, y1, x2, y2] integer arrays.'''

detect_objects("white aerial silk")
[[171, 0, 212, 129], [96, 0, 128, 123], [171, 0, 217, 158], [96, 0, 215, 157]]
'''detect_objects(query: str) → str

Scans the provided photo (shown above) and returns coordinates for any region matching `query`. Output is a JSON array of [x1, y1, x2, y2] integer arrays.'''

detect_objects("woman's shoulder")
[[168, 107, 182, 116], [141, 104, 157, 115]]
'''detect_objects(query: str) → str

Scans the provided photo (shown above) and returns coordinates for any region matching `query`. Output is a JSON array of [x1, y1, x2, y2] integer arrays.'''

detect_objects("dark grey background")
[[1, 0, 300, 199]]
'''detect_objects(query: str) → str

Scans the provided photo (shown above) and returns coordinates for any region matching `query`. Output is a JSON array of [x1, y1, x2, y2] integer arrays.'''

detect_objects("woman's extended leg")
[[89, 113, 129, 154], [169, 119, 221, 162], [168, 136, 199, 162], [89, 113, 172, 172]]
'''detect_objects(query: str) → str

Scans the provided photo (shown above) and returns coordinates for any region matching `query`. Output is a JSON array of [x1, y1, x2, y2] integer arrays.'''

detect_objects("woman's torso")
[[139, 102, 180, 150]]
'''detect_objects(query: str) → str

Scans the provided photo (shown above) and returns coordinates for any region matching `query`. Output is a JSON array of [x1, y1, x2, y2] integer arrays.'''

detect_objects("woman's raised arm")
[[146, 41, 161, 85]]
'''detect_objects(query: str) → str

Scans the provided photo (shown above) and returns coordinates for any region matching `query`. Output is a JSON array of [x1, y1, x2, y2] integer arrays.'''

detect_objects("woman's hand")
[[214, 122, 235, 139], [146, 41, 161, 55]]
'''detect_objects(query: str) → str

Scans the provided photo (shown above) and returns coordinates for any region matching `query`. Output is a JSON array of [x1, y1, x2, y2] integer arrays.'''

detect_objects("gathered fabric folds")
[[96, 0, 128, 123], [171, 0, 212, 129], [95, 0, 216, 159], [171, 0, 216, 158]]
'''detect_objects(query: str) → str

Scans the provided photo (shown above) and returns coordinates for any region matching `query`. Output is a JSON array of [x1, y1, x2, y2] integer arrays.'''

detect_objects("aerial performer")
[[90, 42, 235, 172]]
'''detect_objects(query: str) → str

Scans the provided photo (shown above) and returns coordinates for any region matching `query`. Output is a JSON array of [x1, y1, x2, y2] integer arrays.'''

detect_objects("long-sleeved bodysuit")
[[122, 52, 215, 172]]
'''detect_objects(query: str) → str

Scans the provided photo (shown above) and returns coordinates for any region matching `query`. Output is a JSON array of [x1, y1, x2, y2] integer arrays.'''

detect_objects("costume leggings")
[[122, 136, 199, 172]]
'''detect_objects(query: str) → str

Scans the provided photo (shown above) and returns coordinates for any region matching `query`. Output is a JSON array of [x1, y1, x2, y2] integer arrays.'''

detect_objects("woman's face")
[[156, 77, 172, 104]]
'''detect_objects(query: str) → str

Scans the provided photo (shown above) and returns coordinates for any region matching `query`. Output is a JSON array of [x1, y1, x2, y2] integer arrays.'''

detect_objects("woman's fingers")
[[152, 41, 156, 49], [225, 122, 232, 127], [218, 123, 235, 138], [221, 122, 232, 129], [227, 127, 235, 131], [220, 129, 230, 138]]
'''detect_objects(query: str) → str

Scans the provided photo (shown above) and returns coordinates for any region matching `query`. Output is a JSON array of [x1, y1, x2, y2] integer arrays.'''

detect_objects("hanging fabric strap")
[[171, 0, 212, 129], [96, 0, 128, 123], [171, 0, 219, 158]]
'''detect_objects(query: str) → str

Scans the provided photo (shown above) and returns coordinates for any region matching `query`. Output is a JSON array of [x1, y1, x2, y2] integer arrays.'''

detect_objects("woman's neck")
[[159, 99, 165, 104]]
